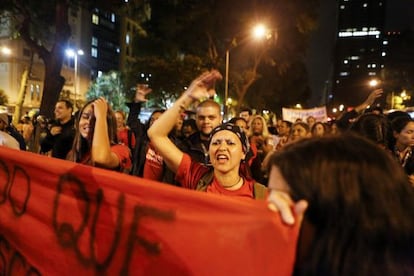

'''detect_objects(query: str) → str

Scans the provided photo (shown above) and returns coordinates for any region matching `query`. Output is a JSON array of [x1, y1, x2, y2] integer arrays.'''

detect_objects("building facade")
[[331, 0, 387, 108], [0, 3, 135, 114]]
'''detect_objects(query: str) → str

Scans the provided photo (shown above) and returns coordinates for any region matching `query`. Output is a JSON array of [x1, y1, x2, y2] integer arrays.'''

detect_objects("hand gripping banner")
[[0, 147, 299, 276]]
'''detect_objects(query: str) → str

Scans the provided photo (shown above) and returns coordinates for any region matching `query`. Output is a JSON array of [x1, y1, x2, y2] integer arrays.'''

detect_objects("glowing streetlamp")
[[1, 46, 11, 56], [65, 48, 84, 109], [224, 23, 273, 119], [369, 79, 379, 87]]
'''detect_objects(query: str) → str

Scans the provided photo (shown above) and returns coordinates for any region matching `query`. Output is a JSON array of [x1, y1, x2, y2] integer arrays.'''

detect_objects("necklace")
[[223, 177, 243, 189]]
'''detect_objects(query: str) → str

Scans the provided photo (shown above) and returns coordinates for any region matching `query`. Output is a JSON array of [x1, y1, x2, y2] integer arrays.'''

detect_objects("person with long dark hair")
[[267, 134, 414, 275], [66, 97, 131, 172]]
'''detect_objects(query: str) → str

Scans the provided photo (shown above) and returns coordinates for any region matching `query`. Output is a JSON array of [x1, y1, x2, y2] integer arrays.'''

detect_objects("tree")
[[127, 0, 320, 113], [1, 0, 75, 119], [86, 71, 128, 112], [0, 0, 127, 118]]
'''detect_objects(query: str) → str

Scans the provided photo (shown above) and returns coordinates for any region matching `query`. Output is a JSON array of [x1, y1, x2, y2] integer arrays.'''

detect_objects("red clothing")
[[111, 144, 132, 171], [117, 128, 136, 149], [175, 154, 255, 199], [143, 143, 164, 181], [79, 144, 131, 172]]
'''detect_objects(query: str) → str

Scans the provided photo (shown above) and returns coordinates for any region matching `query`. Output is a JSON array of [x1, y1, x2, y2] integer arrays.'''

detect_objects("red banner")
[[0, 146, 299, 275]]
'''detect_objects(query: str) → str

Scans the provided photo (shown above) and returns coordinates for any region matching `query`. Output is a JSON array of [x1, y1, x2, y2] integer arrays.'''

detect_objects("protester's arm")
[[126, 84, 152, 130], [354, 88, 383, 113], [336, 88, 383, 131], [148, 70, 222, 173], [91, 98, 120, 169]]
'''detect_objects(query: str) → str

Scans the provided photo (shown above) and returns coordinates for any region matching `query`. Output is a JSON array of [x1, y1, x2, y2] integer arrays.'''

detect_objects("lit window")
[[340, 72, 349, 76], [368, 72, 376, 76], [382, 52, 386, 57], [367, 64, 371, 68], [126, 34, 130, 44], [372, 64, 376, 68], [36, 84, 40, 101], [344, 60, 349, 64], [92, 14, 99, 25], [338, 30, 380, 37], [363, 3, 368, 7], [383, 40, 388, 45], [91, 37, 98, 46], [111, 13, 116, 23], [116, 47, 120, 53], [98, 71, 103, 78], [340, 5, 345, 9], [30, 84, 34, 100], [91, 47, 98, 58]]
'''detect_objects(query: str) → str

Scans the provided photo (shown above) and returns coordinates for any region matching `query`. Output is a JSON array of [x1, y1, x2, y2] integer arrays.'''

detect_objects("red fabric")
[[176, 154, 254, 199], [143, 143, 164, 181], [111, 144, 132, 171], [0, 147, 300, 275], [79, 144, 131, 171], [117, 128, 136, 149]]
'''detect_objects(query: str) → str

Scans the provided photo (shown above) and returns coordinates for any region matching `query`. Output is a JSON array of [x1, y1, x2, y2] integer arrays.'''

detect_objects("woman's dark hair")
[[145, 109, 165, 130], [228, 117, 247, 126], [349, 113, 392, 149], [391, 116, 414, 134], [292, 121, 310, 133], [182, 118, 197, 128], [310, 122, 328, 136], [68, 99, 118, 164], [268, 134, 414, 275]]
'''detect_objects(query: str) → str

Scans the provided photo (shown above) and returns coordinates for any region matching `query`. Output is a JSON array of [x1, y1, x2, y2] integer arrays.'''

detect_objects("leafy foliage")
[[126, 54, 206, 108], [86, 71, 128, 112], [127, 0, 320, 113], [0, 0, 124, 118]]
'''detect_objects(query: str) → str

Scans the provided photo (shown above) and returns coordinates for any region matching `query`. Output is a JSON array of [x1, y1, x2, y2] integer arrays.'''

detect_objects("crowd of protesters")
[[1, 70, 414, 274]]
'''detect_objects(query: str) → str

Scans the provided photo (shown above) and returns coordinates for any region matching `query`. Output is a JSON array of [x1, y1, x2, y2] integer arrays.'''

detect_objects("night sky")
[[385, 0, 414, 31]]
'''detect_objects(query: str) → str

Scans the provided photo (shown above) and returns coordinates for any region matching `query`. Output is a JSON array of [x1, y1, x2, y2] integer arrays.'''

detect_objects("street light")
[[369, 79, 379, 87], [65, 48, 84, 109], [224, 23, 273, 119], [1, 46, 11, 56]]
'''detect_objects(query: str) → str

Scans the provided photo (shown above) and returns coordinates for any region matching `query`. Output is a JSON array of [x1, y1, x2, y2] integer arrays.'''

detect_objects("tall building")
[[0, 3, 137, 113], [65, 6, 122, 101], [330, 0, 414, 111], [328, 0, 386, 106], [331, 0, 387, 107]]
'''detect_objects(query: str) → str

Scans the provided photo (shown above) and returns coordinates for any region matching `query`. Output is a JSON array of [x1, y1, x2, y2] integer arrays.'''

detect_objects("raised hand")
[[365, 88, 383, 106], [135, 84, 152, 102], [185, 70, 222, 101], [92, 97, 109, 121]]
